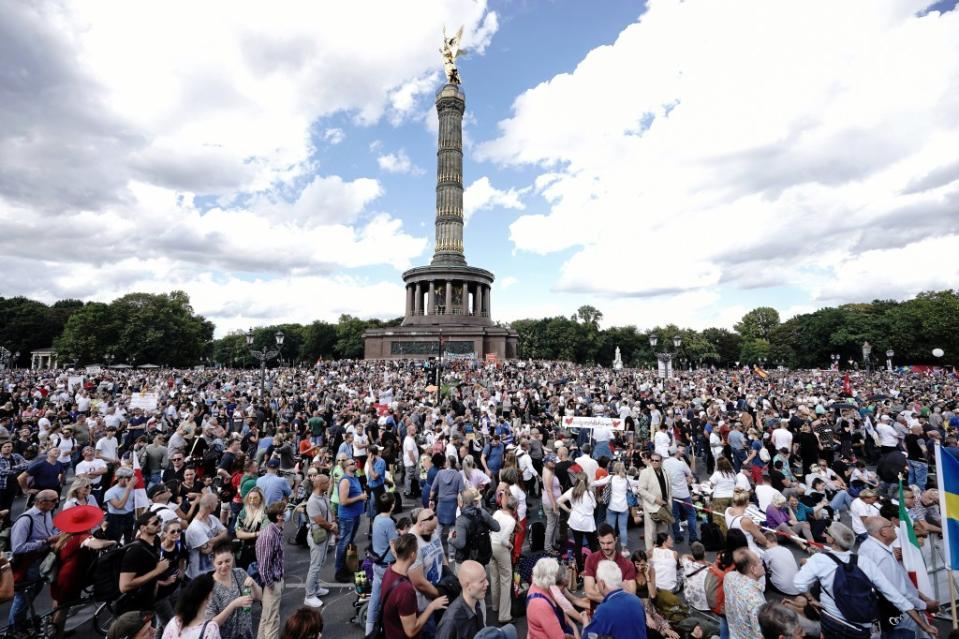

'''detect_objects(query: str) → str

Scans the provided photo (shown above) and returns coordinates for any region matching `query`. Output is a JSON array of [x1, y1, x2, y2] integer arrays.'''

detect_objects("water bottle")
[[242, 586, 252, 613]]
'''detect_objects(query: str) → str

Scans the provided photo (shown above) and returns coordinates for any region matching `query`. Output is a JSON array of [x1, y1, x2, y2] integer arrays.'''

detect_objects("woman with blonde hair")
[[556, 472, 598, 573], [234, 487, 267, 571], [460, 455, 490, 491], [63, 477, 99, 511], [594, 461, 636, 545]]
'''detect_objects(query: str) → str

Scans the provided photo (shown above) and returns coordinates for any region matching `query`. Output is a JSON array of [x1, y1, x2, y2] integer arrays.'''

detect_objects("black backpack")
[[700, 520, 725, 552], [92, 543, 129, 601], [456, 511, 492, 565], [824, 553, 879, 624]]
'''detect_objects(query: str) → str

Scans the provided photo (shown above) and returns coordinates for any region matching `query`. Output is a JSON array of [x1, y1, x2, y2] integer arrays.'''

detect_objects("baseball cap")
[[267, 458, 281, 468], [543, 453, 558, 464], [115, 467, 134, 478]]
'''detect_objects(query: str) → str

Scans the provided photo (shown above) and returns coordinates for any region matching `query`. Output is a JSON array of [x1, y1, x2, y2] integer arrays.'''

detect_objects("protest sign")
[[560, 416, 625, 431], [130, 392, 158, 412]]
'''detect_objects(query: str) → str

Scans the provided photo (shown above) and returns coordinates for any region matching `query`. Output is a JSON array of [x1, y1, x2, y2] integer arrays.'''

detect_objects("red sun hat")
[[53, 505, 104, 533]]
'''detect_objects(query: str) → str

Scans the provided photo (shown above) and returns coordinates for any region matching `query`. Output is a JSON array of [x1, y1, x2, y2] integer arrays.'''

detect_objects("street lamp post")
[[104, 353, 115, 368], [831, 354, 840, 371], [246, 329, 284, 398], [862, 341, 872, 373], [886, 349, 894, 372], [649, 334, 682, 380]]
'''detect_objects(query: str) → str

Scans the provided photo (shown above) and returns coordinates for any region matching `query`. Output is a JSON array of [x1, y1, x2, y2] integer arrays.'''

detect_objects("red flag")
[[842, 373, 852, 396], [131, 453, 150, 509]]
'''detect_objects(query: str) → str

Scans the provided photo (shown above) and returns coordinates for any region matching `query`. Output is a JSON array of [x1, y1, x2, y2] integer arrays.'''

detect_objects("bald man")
[[9, 489, 61, 628], [434, 560, 494, 639]]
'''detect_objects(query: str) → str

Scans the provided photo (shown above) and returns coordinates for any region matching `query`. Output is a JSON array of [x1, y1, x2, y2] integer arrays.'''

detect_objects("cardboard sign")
[[85, 365, 102, 374], [560, 416, 625, 431], [129, 392, 158, 412]]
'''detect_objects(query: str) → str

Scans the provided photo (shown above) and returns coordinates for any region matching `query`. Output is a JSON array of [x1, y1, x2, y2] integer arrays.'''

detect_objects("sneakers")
[[316, 587, 330, 596], [304, 596, 324, 608]]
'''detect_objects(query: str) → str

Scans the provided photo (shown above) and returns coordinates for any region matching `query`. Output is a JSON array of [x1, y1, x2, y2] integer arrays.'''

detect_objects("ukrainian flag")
[[935, 443, 959, 569]]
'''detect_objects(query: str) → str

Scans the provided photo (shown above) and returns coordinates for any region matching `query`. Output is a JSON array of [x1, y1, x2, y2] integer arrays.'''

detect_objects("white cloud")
[[478, 0, 959, 307], [499, 276, 518, 289], [0, 0, 499, 328], [463, 177, 527, 224], [377, 149, 424, 175], [323, 128, 345, 145]]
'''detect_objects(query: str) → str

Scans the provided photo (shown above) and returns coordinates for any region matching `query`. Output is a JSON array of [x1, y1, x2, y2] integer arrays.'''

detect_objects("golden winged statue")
[[440, 25, 466, 84]]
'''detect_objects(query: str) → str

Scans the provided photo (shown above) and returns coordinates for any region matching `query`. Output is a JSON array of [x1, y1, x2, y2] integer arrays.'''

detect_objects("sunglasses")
[[418, 514, 436, 523]]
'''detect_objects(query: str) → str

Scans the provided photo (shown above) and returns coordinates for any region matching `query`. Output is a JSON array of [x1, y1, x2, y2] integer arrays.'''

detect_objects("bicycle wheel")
[[92, 601, 115, 637]]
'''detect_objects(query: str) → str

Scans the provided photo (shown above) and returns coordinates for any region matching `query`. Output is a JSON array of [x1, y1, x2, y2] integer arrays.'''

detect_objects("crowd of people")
[[0, 358, 956, 639]]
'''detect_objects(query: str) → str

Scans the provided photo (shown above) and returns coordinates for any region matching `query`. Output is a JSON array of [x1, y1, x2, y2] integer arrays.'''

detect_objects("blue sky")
[[3, 0, 959, 336]]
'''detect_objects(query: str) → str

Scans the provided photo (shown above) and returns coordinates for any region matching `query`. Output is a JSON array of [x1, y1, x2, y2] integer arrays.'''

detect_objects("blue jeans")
[[9, 564, 41, 627], [606, 509, 628, 543], [671, 496, 699, 542], [334, 515, 359, 575], [148, 472, 162, 488], [719, 616, 729, 639], [830, 490, 853, 512], [365, 562, 388, 635], [908, 460, 928, 490]]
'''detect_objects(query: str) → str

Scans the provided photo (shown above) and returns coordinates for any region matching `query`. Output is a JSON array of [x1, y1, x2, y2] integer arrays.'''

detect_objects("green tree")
[[301, 321, 337, 363], [701, 328, 743, 367], [576, 305, 603, 328], [734, 307, 781, 340], [739, 338, 770, 365], [334, 315, 370, 359], [56, 292, 213, 366]]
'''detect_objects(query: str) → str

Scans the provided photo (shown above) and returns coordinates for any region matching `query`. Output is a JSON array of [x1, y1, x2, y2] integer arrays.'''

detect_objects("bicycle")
[[0, 583, 119, 639]]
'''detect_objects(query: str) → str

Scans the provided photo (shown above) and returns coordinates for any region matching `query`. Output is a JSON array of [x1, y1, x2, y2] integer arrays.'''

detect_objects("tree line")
[[0, 290, 955, 369]]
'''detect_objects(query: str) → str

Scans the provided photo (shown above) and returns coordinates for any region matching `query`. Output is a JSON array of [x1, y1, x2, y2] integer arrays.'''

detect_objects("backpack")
[[92, 543, 129, 601], [700, 520, 725, 552], [456, 511, 493, 565], [824, 553, 879, 624], [704, 563, 734, 615], [365, 574, 409, 639]]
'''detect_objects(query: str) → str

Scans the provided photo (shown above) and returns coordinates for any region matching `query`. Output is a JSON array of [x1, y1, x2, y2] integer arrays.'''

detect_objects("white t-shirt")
[[509, 484, 527, 521], [76, 395, 91, 413], [756, 484, 784, 513], [764, 545, 800, 595], [51, 435, 75, 464], [771, 428, 793, 452], [709, 472, 737, 499], [95, 436, 119, 462], [654, 431, 672, 457], [850, 498, 880, 535], [161, 618, 221, 639], [75, 458, 107, 486], [403, 436, 418, 467], [353, 432, 368, 457], [877, 423, 899, 447], [185, 514, 226, 578], [561, 488, 597, 533]]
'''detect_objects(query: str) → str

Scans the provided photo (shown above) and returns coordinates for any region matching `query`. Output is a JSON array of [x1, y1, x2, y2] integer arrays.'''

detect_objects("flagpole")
[[950, 569, 958, 629]]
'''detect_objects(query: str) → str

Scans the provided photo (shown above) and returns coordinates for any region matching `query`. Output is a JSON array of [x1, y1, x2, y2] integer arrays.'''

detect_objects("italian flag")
[[899, 480, 932, 597]]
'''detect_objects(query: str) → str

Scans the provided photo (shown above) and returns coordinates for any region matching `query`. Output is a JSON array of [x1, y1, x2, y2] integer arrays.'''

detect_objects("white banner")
[[67, 375, 83, 391], [560, 415, 625, 431], [129, 392, 158, 412], [85, 365, 102, 374]]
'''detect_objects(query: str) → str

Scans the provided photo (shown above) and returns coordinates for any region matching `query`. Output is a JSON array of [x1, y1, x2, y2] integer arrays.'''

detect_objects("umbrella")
[[869, 394, 891, 401]]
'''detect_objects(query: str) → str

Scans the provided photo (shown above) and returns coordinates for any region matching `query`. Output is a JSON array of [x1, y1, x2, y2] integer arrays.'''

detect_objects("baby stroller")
[[349, 551, 375, 627]]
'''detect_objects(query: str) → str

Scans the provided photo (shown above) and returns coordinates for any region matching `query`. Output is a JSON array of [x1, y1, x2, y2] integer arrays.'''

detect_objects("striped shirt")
[[255, 521, 284, 587]]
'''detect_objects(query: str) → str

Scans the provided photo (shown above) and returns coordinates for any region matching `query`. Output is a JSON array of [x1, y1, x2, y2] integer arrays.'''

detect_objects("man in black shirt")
[[118, 512, 169, 614]]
